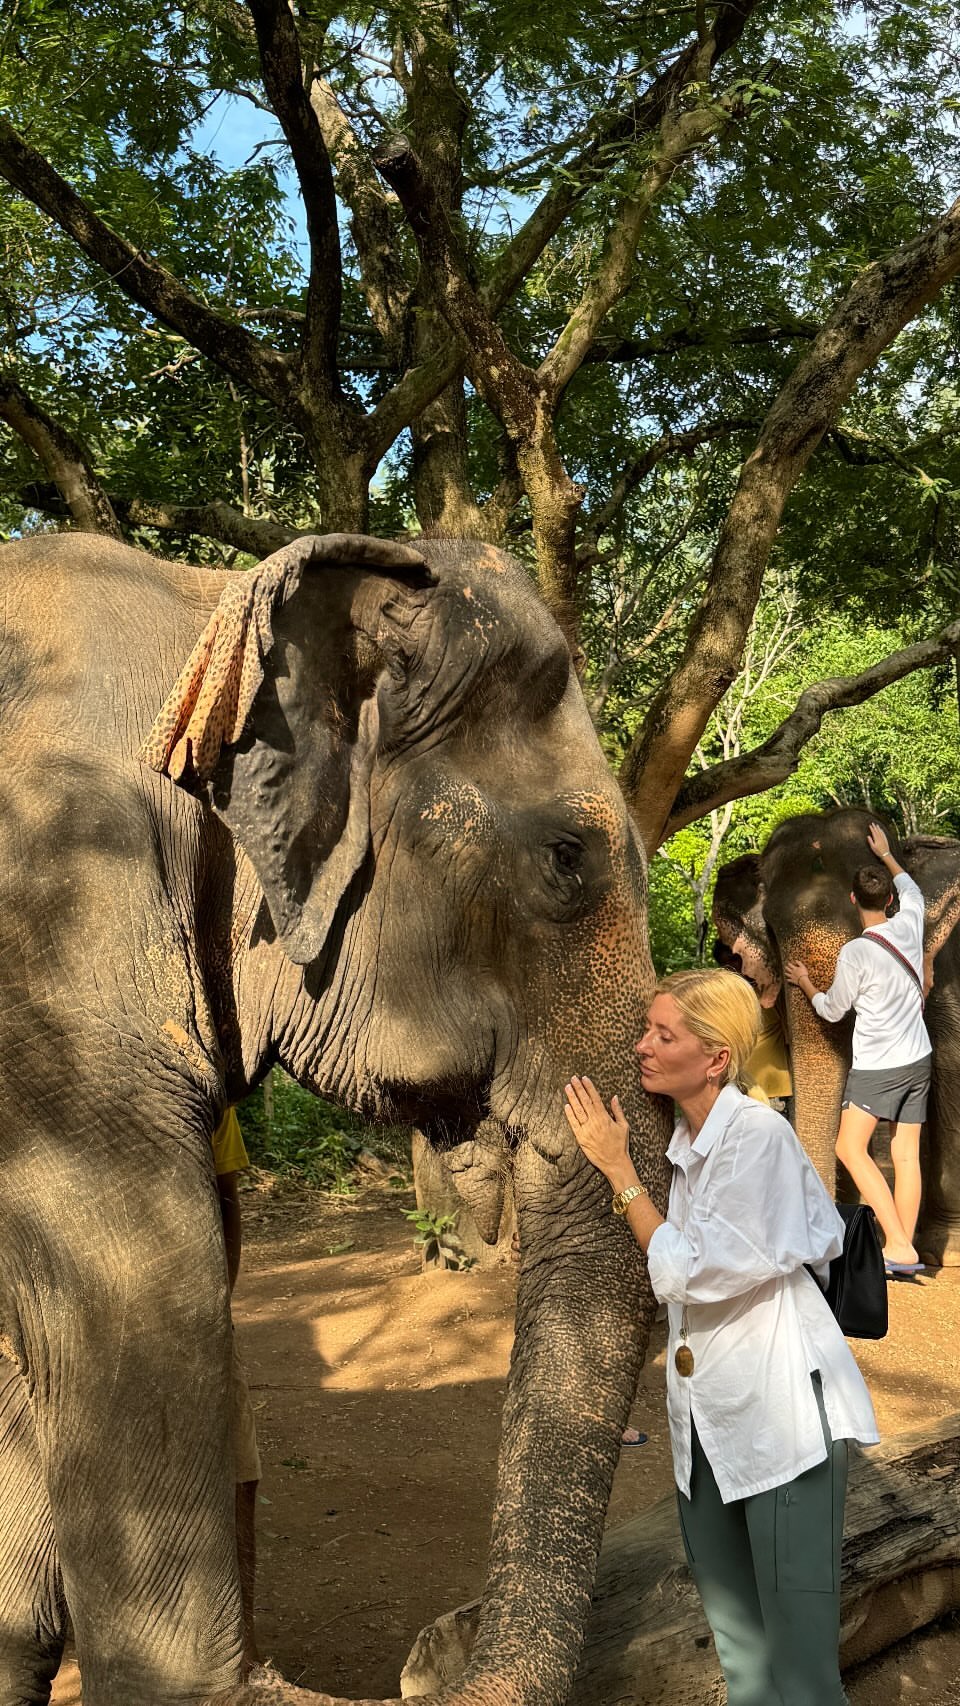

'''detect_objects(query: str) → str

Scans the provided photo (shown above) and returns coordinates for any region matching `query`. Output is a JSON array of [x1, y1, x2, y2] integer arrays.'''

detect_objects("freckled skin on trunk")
[[780, 935, 853, 1192]]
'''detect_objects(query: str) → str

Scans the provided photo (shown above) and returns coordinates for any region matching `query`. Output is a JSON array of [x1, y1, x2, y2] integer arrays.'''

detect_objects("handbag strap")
[[862, 929, 925, 1009]]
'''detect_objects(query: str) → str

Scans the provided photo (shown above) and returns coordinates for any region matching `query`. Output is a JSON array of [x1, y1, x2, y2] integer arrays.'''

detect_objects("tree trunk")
[[401, 1414, 960, 1702], [408, 309, 484, 538]]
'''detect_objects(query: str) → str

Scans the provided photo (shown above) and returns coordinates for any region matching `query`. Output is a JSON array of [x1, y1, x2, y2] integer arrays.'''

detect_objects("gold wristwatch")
[[611, 1183, 646, 1216]]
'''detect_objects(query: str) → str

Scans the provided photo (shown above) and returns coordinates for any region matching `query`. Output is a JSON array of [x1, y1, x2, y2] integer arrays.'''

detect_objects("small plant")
[[405, 1206, 477, 1270], [237, 1068, 411, 1193]]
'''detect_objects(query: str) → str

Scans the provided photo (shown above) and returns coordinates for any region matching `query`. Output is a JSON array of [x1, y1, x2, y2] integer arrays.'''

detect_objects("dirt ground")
[[53, 1175, 960, 1706]]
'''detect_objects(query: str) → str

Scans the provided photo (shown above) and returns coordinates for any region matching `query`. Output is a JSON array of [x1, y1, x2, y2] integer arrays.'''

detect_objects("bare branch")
[[0, 368, 121, 536], [621, 191, 960, 853], [663, 614, 960, 837]]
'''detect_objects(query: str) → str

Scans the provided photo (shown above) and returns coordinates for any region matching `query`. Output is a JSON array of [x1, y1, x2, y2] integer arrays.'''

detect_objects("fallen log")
[[401, 1414, 960, 1702]]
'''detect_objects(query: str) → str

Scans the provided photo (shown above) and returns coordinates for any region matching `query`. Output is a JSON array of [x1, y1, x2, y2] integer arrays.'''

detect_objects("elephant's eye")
[[543, 835, 585, 906], [552, 837, 582, 875]]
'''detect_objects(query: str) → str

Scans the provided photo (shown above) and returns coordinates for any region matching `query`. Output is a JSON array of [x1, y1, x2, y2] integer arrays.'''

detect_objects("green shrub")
[[404, 1206, 477, 1270], [236, 1069, 411, 1193]]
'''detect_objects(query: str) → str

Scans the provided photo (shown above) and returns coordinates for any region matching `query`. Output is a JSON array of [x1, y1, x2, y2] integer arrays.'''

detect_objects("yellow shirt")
[[747, 1007, 792, 1100], [211, 1107, 249, 1176]]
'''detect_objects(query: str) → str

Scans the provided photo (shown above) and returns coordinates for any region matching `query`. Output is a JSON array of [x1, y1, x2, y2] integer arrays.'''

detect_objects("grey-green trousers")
[[676, 1376, 849, 1706]]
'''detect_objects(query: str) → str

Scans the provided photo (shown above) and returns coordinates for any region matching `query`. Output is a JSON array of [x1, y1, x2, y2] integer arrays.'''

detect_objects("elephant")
[[0, 530, 667, 1706], [712, 807, 960, 1264]]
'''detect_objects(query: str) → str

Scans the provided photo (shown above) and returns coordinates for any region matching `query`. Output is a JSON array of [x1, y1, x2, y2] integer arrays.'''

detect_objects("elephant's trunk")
[[446, 1112, 661, 1699], [785, 980, 850, 1191]]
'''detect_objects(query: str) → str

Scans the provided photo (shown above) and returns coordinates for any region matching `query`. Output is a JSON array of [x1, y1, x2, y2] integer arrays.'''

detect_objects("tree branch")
[[115, 496, 295, 555], [581, 315, 819, 365], [308, 75, 409, 347], [662, 615, 960, 837], [0, 369, 121, 536], [828, 420, 960, 477], [364, 3, 761, 460], [247, 0, 343, 395], [0, 117, 294, 409], [621, 191, 960, 853], [17, 483, 295, 556], [480, 0, 759, 320], [374, 137, 544, 445], [538, 51, 759, 403], [375, 131, 584, 630], [576, 414, 758, 566]]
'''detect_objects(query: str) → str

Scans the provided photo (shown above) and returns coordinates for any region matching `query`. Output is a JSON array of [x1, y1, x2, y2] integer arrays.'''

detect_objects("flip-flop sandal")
[[884, 1259, 926, 1278], [620, 1430, 648, 1446]]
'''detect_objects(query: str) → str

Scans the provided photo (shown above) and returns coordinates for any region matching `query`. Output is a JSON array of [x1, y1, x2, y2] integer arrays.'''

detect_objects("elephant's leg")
[[10, 1145, 245, 1706], [0, 1356, 66, 1706]]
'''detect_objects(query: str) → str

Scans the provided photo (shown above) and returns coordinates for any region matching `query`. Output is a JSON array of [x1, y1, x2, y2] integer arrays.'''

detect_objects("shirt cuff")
[[811, 992, 829, 1018], [646, 1220, 689, 1303]]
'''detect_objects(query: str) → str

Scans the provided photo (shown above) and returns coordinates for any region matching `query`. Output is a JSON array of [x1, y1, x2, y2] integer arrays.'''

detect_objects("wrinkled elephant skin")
[[0, 534, 666, 1706], [713, 809, 960, 1262]]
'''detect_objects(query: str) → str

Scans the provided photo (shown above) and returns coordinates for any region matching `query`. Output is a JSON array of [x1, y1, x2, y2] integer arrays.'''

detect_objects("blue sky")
[[192, 92, 310, 256]]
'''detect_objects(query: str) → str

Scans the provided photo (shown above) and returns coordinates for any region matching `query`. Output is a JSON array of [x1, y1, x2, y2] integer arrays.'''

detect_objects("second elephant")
[[713, 808, 960, 1265]]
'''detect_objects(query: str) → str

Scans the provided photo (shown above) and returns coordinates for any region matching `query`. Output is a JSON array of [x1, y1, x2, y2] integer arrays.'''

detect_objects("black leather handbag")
[[815, 1203, 888, 1340]]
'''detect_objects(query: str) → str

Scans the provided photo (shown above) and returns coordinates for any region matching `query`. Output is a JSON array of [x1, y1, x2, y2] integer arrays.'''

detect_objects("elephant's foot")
[[225, 1664, 403, 1705], [917, 1223, 960, 1267], [227, 1660, 520, 1705]]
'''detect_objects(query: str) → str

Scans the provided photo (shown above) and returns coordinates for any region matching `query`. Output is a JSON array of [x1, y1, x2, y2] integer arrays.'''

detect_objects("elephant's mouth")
[[371, 1073, 494, 1149]]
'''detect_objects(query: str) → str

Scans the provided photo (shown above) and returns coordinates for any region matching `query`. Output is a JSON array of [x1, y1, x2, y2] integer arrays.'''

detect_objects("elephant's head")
[[142, 532, 663, 1705], [712, 853, 781, 1006], [715, 809, 900, 1188]]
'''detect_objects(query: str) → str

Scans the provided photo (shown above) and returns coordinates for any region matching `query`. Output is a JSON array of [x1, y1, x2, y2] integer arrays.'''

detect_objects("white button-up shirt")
[[646, 1085, 879, 1503], [812, 871, 930, 1069]]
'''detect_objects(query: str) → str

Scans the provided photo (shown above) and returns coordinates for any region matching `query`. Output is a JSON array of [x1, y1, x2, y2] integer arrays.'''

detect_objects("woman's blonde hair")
[[654, 967, 761, 1093]]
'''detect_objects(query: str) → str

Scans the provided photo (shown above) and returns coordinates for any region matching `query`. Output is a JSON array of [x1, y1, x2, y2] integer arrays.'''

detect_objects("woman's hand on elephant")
[[783, 959, 815, 998], [867, 822, 891, 859], [564, 1076, 635, 1190]]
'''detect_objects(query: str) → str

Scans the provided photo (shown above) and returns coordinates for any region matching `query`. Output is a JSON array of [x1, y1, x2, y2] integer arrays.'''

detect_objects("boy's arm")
[[785, 947, 858, 1021], [867, 821, 906, 881]]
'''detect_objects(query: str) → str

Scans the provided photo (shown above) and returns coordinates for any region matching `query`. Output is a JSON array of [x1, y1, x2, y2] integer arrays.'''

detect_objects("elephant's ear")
[[140, 533, 434, 965]]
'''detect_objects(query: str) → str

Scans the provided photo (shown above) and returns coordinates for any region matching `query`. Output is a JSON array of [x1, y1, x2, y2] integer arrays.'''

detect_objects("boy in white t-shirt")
[[785, 822, 930, 1276]]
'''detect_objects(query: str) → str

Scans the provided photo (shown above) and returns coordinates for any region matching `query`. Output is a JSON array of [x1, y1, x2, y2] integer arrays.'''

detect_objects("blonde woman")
[[564, 968, 878, 1706]]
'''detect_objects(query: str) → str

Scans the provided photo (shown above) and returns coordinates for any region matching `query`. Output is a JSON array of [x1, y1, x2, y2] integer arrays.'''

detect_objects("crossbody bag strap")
[[862, 930, 926, 1009]]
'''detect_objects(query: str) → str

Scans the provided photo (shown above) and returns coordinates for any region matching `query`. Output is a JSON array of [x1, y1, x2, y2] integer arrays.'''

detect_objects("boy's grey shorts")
[[841, 1053, 932, 1123]]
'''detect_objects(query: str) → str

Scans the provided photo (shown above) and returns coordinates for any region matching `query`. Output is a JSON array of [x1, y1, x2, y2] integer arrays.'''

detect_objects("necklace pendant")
[[675, 1343, 695, 1378]]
